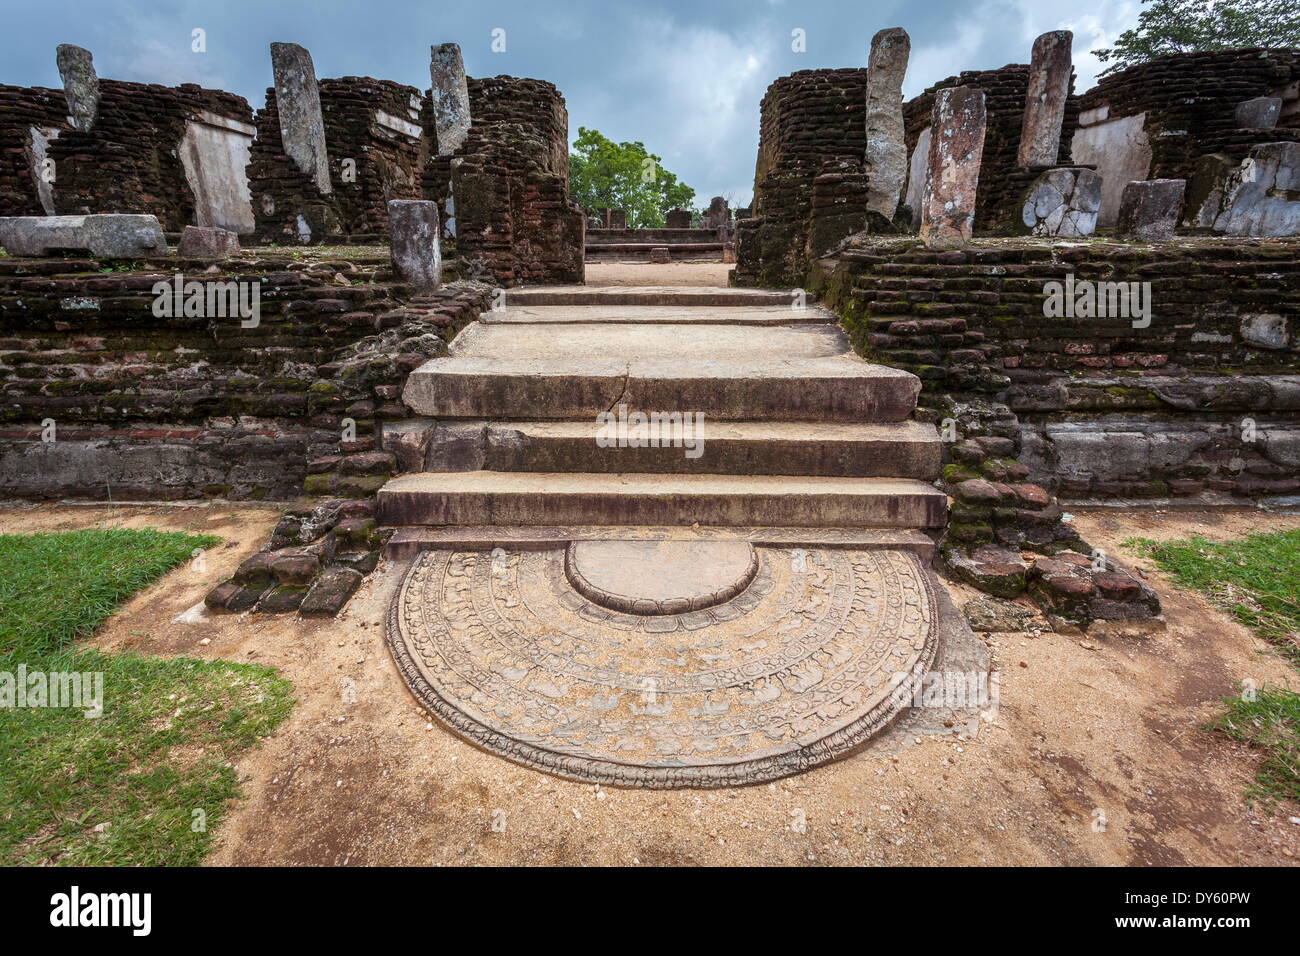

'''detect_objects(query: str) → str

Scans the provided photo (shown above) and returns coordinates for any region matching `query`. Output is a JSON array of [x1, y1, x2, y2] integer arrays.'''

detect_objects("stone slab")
[[393, 418, 942, 478], [449, 320, 852, 361], [401, 355, 922, 421], [376, 472, 948, 528], [505, 286, 794, 306], [481, 304, 836, 324], [0, 214, 165, 257]]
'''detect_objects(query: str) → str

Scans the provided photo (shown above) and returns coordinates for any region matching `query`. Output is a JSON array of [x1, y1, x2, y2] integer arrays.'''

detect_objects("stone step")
[[449, 321, 851, 360], [505, 285, 794, 306], [401, 355, 921, 421], [384, 419, 942, 478], [481, 304, 836, 324], [384, 525, 937, 561], [377, 472, 948, 528]]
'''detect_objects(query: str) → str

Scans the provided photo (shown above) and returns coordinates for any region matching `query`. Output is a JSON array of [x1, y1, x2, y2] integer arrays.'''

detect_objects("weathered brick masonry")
[[422, 76, 584, 286], [248, 76, 425, 243], [0, 254, 489, 501], [902, 64, 1079, 235], [814, 236, 1300, 504], [0, 79, 254, 229]]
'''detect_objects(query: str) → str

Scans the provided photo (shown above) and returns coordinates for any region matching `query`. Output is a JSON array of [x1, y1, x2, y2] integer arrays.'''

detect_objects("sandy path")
[[3, 501, 1297, 866]]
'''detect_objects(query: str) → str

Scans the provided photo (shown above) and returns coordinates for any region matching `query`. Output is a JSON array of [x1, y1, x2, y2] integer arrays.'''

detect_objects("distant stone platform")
[[386, 544, 938, 788]]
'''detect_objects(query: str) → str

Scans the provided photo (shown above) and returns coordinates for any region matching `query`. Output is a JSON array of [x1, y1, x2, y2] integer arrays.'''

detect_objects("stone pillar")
[[56, 44, 98, 133], [1018, 31, 1072, 167], [430, 43, 472, 156], [270, 42, 332, 195], [863, 27, 910, 222], [388, 200, 441, 291], [920, 86, 987, 250], [1116, 179, 1185, 241]]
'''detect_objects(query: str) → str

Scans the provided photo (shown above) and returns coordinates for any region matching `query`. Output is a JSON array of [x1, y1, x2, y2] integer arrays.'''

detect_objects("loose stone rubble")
[[1018, 166, 1101, 236]]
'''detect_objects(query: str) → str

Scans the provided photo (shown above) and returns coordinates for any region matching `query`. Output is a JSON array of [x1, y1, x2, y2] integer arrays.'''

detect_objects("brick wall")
[[248, 76, 425, 243], [0, 255, 488, 500], [423, 75, 584, 286], [0, 80, 253, 229], [815, 236, 1300, 500]]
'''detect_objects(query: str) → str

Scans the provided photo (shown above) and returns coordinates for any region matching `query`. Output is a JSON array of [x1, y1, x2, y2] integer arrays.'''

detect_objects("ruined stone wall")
[[248, 76, 425, 243], [1073, 48, 1300, 227], [0, 255, 487, 501], [902, 65, 1079, 235], [423, 75, 584, 286], [735, 69, 868, 288], [0, 80, 254, 231], [816, 237, 1300, 501], [0, 85, 68, 217]]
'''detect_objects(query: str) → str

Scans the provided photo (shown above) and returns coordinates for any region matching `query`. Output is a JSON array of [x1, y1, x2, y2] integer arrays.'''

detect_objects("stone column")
[[863, 27, 910, 221], [430, 43, 472, 156], [1018, 30, 1073, 167], [388, 200, 441, 291], [920, 86, 987, 250], [56, 44, 98, 132], [270, 42, 332, 195]]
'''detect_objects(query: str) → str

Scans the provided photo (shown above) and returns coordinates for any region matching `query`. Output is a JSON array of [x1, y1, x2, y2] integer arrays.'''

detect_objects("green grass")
[[1127, 529, 1300, 807], [1209, 688, 1300, 807], [0, 528, 293, 865], [1126, 530, 1300, 665]]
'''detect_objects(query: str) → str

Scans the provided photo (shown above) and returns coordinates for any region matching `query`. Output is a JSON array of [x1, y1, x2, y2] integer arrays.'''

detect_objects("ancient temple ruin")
[[0, 32, 1297, 789]]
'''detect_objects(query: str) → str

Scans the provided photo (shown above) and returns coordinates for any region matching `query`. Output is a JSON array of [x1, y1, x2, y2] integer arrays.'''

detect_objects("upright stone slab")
[[388, 200, 441, 291], [665, 208, 692, 228], [1018, 31, 1072, 167], [1116, 179, 1185, 241], [920, 86, 987, 250], [863, 27, 910, 222], [270, 42, 331, 195], [429, 43, 471, 156], [0, 214, 165, 257], [56, 44, 98, 132]]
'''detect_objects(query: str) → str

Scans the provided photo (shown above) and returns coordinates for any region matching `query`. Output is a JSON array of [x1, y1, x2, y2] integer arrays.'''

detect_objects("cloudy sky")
[[4, 0, 1143, 206]]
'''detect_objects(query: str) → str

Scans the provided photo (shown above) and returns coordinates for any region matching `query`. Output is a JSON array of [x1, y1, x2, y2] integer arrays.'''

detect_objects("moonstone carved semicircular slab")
[[386, 545, 939, 789]]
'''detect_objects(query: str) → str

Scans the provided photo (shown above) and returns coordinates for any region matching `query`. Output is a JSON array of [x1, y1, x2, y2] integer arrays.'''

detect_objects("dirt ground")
[[2, 500, 1298, 867]]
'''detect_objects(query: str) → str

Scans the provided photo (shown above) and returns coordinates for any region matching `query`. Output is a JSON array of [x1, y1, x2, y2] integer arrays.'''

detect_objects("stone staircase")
[[376, 285, 947, 550]]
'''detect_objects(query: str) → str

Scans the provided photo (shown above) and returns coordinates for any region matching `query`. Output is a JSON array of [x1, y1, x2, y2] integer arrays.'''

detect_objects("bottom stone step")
[[377, 471, 948, 529], [384, 525, 937, 561]]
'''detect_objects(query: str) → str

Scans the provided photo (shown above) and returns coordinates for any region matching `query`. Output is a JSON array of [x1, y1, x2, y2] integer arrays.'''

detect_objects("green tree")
[[1094, 0, 1300, 75], [569, 127, 696, 228]]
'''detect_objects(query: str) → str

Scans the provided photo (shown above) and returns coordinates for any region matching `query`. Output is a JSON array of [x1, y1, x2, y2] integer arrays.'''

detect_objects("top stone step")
[[505, 286, 797, 306], [483, 304, 836, 325]]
